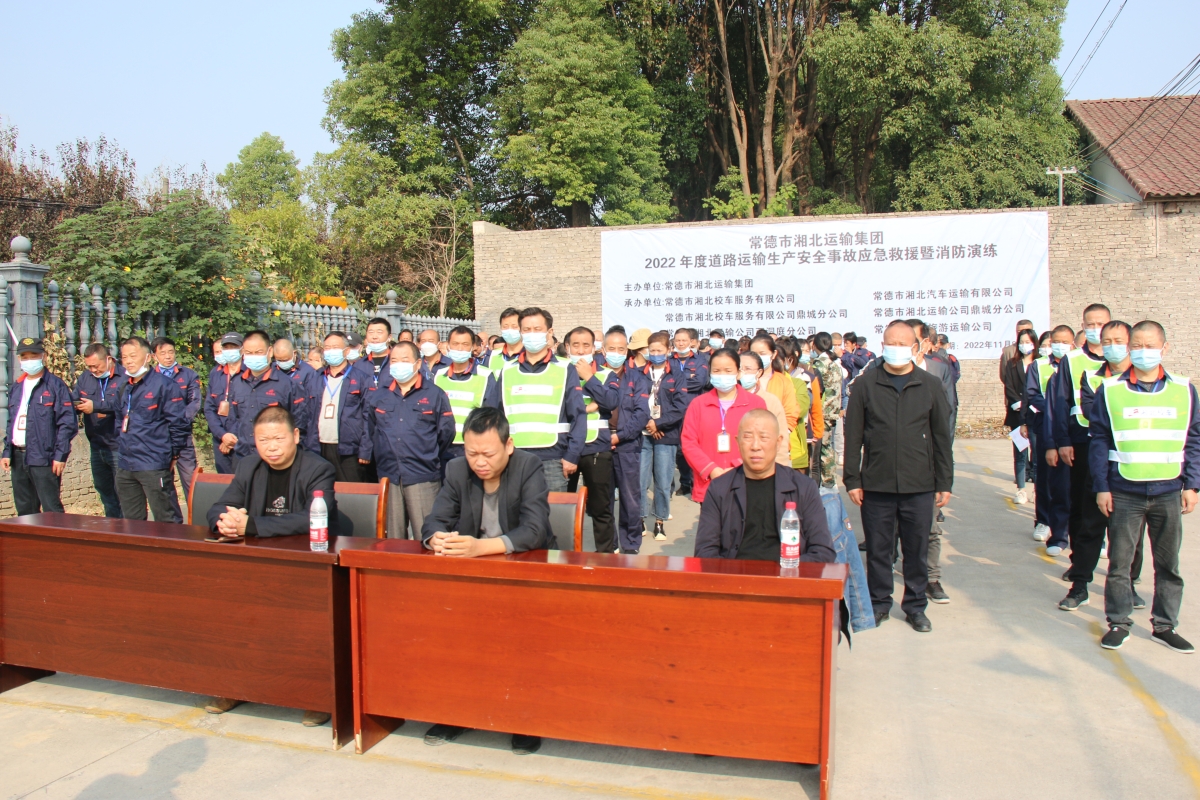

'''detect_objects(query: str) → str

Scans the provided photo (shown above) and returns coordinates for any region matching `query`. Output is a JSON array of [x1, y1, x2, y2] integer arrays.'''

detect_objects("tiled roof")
[[1065, 95, 1200, 200]]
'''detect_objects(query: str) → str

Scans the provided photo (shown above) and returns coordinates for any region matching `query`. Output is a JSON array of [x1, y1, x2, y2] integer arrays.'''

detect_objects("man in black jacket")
[[695, 409, 834, 563], [844, 321, 953, 633]]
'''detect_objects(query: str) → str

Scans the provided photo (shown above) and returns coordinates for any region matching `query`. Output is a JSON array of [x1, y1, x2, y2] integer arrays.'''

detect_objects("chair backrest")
[[546, 489, 586, 551], [333, 478, 389, 538], [187, 468, 234, 526]]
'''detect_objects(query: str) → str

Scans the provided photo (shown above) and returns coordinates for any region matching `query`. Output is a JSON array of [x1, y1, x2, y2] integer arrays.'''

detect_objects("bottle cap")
[[785, 502, 796, 509], [313, 490, 324, 497]]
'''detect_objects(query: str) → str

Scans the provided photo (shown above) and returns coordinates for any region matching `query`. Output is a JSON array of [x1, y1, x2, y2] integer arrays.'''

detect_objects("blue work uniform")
[[585, 362, 651, 553], [157, 363, 202, 519], [670, 351, 708, 493], [313, 364, 373, 462], [496, 352, 588, 467], [3, 370, 78, 516], [113, 369, 189, 472], [437, 359, 501, 461], [279, 360, 325, 453], [1024, 356, 1069, 544], [74, 363, 126, 517], [228, 366, 309, 461], [204, 364, 240, 474], [365, 374, 456, 487]]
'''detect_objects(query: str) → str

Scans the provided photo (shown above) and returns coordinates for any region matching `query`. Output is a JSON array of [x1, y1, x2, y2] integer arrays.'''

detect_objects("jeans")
[[821, 488, 874, 633], [541, 458, 569, 493], [639, 437, 675, 521], [10, 448, 64, 515], [861, 490, 934, 616], [570, 451, 615, 553], [387, 480, 441, 540], [89, 444, 122, 518], [1013, 443, 1030, 489], [1105, 490, 1184, 633], [167, 438, 199, 522], [116, 468, 180, 523]]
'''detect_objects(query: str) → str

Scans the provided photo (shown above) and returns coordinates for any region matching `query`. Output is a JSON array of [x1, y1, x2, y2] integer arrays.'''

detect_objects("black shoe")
[[905, 611, 932, 632], [1132, 593, 1146, 610], [424, 724, 467, 746], [653, 519, 666, 541], [1151, 629, 1195, 654], [1061, 569, 1072, 582], [935, 510, 945, 523], [511, 734, 542, 754], [926, 582, 950, 604], [1058, 586, 1089, 611], [675, 486, 691, 497], [1100, 626, 1129, 650], [873, 610, 889, 626]]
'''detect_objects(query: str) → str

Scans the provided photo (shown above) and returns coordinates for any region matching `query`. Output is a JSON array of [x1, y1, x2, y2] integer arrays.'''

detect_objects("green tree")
[[232, 199, 340, 299], [217, 132, 301, 209]]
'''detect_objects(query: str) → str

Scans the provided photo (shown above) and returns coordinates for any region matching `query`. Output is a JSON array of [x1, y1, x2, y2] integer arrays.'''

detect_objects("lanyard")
[[323, 373, 345, 402], [99, 372, 111, 398], [717, 398, 732, 432]]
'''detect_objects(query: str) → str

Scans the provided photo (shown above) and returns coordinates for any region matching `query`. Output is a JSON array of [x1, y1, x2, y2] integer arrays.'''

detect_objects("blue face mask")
[[501, 329, 522, 345], [739, 373, 758, 390], [275, 359, 295, 371], [710, 374, 737, 392], [20, 359, 43, 375], [758, 353, 772, 369], [1102, 344, 1127, 365], [568, 353, 593, 365], [647, 353, 668, 365], [243, 354, 269, 372], [323, 349, 345, 366], [1130, 349, 1163, 371], [365, 341, 388, 355], [1051, 343, 1070, 359], [390, 362, 416, 383], [799, 351, 812, 364], [522, 332, 548, 353], [882, 346, 913, 367], [604, 351, 626, 369], [1085, 327, 1103, 345], [1039, 346, 1052, 358], [709, 337, 724, 349], [447, 349, 472, 364], [217, 349, 240, 365]]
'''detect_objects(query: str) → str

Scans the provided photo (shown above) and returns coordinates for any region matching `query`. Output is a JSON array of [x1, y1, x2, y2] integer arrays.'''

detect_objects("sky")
[[1, 0, 1198, 181]]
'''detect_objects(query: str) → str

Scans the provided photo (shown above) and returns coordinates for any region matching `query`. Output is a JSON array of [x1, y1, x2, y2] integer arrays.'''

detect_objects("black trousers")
[[861, 490, 934, 616], [321, 443, 362, 483], [675, 448, 693, 493], [1066, 449, 1109, 586], [569, 450, 615, 553], [116, 467, 179, 523], [10, 448, 64, 515]]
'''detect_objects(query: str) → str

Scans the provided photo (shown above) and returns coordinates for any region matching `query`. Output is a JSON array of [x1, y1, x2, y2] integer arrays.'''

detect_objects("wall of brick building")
[[474, 202, 1200, 424]]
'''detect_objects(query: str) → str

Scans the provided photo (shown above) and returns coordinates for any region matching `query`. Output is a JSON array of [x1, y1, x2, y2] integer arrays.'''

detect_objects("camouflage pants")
[[819, 422, 837, 488]]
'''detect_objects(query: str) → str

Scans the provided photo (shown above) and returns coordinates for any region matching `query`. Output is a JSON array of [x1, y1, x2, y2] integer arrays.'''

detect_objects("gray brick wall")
[[474, 201, 1200, 424]]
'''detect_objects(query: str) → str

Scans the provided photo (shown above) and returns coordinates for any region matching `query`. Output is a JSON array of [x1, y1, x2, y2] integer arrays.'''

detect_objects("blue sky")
[[1, 0, 1198, 180]]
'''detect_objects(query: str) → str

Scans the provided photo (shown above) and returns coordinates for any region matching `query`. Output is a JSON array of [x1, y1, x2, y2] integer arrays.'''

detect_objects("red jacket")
[[680, 387, 766, 503]]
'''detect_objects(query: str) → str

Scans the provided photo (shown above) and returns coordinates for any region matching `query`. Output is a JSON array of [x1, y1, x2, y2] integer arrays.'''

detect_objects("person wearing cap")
[[73, 342, 126, 518], [486, 307, 524, 377], [343, 331, 365, 366], [204, 332, 244, 474], [417, 328, 452, 377], [433, 325, 500, 462], [227, 331, 309, 469], [152, 336, 202, 519], [362, 317, 394, 389], [113, 336, 189, 522], [1, 337, 78, 515], [495, 307, 587, 493], [311, 331, 371, 482]]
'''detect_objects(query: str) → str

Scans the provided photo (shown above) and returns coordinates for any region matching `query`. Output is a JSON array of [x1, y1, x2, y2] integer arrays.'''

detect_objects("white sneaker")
[[1100, 544, 1108, 559], [1015, 489, 1028, 505], [1033, 524, 1050, 542], [1046, 545, 1064, 556]]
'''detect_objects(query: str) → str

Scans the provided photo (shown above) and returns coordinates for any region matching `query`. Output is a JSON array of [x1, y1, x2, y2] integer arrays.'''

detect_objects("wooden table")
[[0, 513, 353, 748], [338, 540, 846, 798]]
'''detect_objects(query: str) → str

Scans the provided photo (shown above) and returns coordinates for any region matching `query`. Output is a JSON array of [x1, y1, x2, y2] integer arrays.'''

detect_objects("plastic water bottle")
[[780, 501, 800, 568], [310, 490, 329, 552]]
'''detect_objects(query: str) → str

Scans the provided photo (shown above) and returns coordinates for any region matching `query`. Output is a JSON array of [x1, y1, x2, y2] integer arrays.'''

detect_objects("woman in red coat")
[[680, 348, 767, 503]]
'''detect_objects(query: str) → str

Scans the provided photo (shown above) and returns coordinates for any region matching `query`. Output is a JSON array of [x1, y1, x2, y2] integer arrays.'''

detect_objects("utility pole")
[[1046, 167, 1078, 206]]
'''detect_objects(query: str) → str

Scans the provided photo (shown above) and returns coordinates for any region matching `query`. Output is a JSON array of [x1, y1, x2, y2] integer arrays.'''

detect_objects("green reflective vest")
[[502, 360, 570, 449], [434, 369, 490, 445], [1103, 373, 1192, 481], [1066, 350, 1106, 427], [1034, 356, 1056, 396], [581, 367, 612, 444], [487, 348, 518, 377]]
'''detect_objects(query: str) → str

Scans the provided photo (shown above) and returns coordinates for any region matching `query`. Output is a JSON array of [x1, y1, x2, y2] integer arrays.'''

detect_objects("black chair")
[[186, 469, 233, 525], [333, 479, 390, 538], [546, 489, 586, 551]]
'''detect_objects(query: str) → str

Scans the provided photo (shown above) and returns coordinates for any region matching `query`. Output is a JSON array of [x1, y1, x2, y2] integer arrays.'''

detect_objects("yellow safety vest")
[[501, 360, 570, 449], [1102, 373, 1192, 481], [434, 368, 490, 445], [581, 367, 612, 444]]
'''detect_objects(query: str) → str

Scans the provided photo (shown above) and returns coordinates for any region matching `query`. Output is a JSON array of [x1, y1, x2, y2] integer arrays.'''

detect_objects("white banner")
[[600, 210, 1049, 360]]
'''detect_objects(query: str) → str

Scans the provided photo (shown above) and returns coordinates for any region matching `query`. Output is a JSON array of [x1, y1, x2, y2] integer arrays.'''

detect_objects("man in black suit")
[[420, 406, 552, 754]]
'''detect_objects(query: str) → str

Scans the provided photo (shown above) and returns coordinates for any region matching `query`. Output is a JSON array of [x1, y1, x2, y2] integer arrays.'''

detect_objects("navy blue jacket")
[[366, 373, 456, 485], [74, 363, 125, 451], [577, 361, 614, 458], [423, 353, 454, 378], [1088, 367, 1200, 497], [584, 363, 652, 453], [229, 366, 309, 459], [361, 354, 390, 390], [642, 361, 689, 446], [157, 364, 201, 424], [278, 360, 323, 450], [1022, 356, 1060, 437], [3, 370, 78, 466], [312, 364, 372, 460], [670, 351, 710, 394], [114, 369, 189, 471], [1050, 345, 1105, 448], [496, 352, 587, 465], [204, 365, 241, 444]]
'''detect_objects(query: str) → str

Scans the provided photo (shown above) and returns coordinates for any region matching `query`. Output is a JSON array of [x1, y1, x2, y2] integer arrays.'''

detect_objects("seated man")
[[420, 406, 553, 754], [695, 408, 835, 563], [202, 405, 339, 727]]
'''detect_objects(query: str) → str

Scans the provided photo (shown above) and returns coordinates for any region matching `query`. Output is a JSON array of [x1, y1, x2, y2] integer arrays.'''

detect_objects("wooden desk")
[[0, 513, 353, 748], [338, 540, 846, 798]]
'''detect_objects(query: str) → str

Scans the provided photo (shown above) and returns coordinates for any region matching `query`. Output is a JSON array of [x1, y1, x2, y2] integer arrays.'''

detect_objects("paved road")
[[3, 439, 1198, 799]]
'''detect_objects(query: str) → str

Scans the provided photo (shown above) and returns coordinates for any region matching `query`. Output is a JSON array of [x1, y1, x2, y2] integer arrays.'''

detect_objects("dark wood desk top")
[[0, 513, 336, 565], [336, 539, 846, 600]]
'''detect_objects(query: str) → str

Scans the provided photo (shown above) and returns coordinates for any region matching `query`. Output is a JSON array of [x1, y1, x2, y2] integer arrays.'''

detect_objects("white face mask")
[[420, 342, 440, 358]]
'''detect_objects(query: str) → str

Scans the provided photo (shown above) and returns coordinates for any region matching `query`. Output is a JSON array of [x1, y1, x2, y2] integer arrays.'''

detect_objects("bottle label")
[[310, 526, 328, 544], [781, 541, 800, 560]]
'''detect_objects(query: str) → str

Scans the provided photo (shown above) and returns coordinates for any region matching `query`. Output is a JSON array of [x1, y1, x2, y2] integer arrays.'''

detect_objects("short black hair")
[[463, 405, 510, 443], [1131, 319, 1166, 343], [606, 324, 626, 337], [399, 328, 414, 338], [121, 336, 151, 354], [1052, 324, 1076, 337], [1083, 303, 1111, 319], [367, 317, 392, 334], [243, 329, 271, 348], [708, 347, 741, 372], [151, 336, 176, 351], [83, 342, 109, 359], [566, 326, 594, 345], [499, 307, 521, 324], [519, 306, 552, 329], [1101, 319, 1132, 339], [254, 405, 296, 429], [392, 340, 421, 360], [448, 325, 475, 341]]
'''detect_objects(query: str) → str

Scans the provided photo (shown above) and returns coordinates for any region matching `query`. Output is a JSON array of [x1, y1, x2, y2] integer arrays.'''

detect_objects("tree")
[[232, 199, 339, 299], [216, 132, 301, 209], [497, 0, 672, 226]]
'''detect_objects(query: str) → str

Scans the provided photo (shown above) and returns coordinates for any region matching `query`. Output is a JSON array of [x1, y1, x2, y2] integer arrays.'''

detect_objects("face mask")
[[758, 353, 772, 369], [420, 342, 440, 358], [522, 332, 548, 353], [882, 345, 913, 367], [1102, 344, 1127, 365], [1039, 346, 1052, 358], [1019, 342, 1035, 355], [799, 351, 812, 364], [324, 349, 345, 366], [243, 354, 269, 372], [1129, 349, 1162, 371], [128, 362, 150, 379], [739, 373, 758, 390], [1085, 327, 1103, 345], [675, 347, 691, 356], [366, 341, 388, 355], [709, 337, 724, 349], [568, 353, 594, 365], [647, 353, 668, 365], [346, 348, 362, 361], [604, 351, 626, 369], [20, 359, 43, 375], [447, 349, 471, 364], [1051, 343, 1070, 359], [710, 374, 737, 392], [217, 349, 240, 365], [276, 359, 295, 371], [389, 362, 416, 383], [501, 329, 522, 345]]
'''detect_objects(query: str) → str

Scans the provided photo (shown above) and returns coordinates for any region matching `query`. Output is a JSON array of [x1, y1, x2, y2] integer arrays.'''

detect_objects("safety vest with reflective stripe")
[[487, 349, 518, 378], [581, 367, 612, 444], [1102, 373, 1192, 481], [1034, 356, 1056, 396], [502, 360, 570, 449], [434, 369, 490, 445], [1066, 350, 1105, 427]]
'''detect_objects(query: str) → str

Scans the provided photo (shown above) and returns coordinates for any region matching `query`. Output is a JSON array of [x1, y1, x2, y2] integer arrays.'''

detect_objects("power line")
[[0, 195, 104, 211], [1060, 0, 1114, 80], [1065, 0, 1129, 96]]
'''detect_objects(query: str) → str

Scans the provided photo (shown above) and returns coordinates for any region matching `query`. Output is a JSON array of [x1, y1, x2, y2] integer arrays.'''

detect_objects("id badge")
[[717, 432, 730, 453], [218, 400, 230, 417], [323, 403, 336, 419], [16, 415, 26, 432]]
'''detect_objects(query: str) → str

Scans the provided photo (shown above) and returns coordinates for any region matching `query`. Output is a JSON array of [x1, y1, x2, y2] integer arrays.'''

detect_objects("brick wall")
[[474, 201, 1200, 424]]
